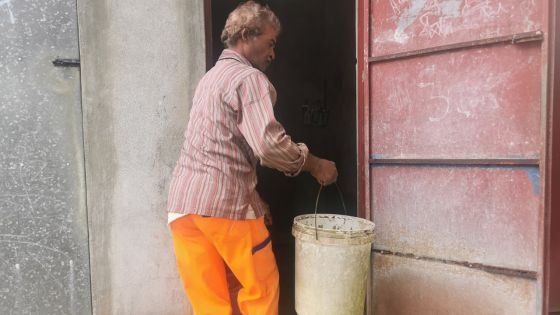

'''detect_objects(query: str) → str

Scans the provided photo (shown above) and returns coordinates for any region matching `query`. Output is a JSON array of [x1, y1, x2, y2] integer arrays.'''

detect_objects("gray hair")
[[221, 1, 281, 48]]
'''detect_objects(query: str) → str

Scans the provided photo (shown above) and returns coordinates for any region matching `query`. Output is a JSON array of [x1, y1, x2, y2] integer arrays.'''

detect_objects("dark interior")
[[211, 1, 356, 313]]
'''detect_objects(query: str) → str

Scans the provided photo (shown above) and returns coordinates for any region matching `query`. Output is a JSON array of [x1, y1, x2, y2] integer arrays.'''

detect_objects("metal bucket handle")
[[314, 182, 348, 240]]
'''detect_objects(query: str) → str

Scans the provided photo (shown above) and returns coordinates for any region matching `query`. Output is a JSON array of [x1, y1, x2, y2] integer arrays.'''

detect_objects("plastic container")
[[292, 213, 375, 315]]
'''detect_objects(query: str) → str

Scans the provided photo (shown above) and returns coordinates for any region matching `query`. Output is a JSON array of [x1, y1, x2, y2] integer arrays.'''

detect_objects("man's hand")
[[264, 213, 273, 227], [303, 153, 338, 185]]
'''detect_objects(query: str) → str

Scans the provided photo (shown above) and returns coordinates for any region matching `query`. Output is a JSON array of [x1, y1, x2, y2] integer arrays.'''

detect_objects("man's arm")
[[302, 153, 338, 185], [237, 72, 337, 184]]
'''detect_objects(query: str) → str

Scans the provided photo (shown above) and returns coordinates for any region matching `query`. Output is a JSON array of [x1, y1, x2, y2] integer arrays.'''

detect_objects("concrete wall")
[[77, 0, 206, 313], [0, 0, 91, 313]]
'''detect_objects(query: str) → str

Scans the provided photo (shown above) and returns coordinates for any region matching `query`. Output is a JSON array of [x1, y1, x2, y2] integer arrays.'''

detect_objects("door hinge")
[[52, 58, 80, 67]]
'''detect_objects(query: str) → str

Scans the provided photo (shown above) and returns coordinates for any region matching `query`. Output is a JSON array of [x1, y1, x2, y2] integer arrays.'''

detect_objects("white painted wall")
[[77, 0, 206, 313]]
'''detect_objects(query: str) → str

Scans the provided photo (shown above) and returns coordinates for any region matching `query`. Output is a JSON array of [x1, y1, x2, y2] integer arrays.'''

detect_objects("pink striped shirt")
[[167, 49, 309, 220]]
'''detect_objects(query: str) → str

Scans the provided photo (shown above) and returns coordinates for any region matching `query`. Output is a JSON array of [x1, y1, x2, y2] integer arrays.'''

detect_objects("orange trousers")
[[170, 215, 279, 315]]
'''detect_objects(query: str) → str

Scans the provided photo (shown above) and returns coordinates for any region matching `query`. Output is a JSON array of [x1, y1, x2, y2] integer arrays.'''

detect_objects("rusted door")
[[357, 0, 555, 313], [549, 2, 560, 312]]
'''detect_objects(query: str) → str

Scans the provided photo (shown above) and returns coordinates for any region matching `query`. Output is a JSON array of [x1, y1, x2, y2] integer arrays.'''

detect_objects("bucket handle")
[[314, 182, 348, 240]]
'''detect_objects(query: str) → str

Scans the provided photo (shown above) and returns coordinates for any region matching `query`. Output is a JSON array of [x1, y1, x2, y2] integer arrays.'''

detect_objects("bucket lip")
[[293, 213, 375, 234]]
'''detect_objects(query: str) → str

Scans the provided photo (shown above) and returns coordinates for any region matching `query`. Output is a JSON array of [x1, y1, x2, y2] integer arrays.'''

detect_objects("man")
[[167, 2, 338, 314]]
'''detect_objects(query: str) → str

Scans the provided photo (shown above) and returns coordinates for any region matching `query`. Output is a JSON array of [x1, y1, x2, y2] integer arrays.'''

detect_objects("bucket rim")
[[293, 213, 375, 234]]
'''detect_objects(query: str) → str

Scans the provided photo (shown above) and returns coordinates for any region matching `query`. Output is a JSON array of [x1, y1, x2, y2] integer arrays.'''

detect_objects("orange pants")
[[170, 215, 279, 315]]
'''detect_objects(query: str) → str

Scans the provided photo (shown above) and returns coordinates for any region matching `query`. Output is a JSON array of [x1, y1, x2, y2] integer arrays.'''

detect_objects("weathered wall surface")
[[0, 0, 91, 314], [77, 0, 206, 313]]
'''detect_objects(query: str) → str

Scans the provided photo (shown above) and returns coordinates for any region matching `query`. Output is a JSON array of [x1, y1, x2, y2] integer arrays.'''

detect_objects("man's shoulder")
[[236, 66, 270, 86], [208, 61, 269, 87], [209, 60, 258, 79]]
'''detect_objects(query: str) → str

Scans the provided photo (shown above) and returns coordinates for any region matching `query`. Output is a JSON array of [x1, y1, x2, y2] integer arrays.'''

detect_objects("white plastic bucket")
[[292, 213, 375, 315]]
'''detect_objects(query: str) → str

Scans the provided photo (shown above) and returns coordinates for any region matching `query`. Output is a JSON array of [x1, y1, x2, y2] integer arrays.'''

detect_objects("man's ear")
[[240, 28, 249, 42]]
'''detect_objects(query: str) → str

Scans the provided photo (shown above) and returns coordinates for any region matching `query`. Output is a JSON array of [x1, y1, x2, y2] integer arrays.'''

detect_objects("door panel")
[[370, 0, 543, 56], [359, 0, 552, 313], [373, 254, 537, 315], [370, 43, 541, 158], [372, 166, 539, 270]]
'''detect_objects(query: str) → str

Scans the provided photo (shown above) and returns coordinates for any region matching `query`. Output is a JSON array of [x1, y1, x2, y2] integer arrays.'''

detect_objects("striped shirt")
[[167, 49, 309, 221]]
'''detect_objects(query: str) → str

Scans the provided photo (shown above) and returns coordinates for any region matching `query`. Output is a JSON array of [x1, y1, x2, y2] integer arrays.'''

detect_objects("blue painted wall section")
[[521, 166, 540, 195]]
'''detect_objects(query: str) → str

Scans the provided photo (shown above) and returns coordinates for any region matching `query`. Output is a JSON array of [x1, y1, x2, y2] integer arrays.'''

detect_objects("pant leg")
[[193, 216, 279, 315], [170, 215, 232, 315], [237, 218, 279, 315], [225, 265, 242, 315]]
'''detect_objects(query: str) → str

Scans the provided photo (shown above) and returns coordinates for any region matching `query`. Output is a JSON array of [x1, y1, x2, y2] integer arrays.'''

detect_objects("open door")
[[358, 0, 556, 313]]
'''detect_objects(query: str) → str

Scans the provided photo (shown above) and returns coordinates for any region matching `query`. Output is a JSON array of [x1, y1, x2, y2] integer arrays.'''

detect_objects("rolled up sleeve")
[[237, 72, 309, 177]]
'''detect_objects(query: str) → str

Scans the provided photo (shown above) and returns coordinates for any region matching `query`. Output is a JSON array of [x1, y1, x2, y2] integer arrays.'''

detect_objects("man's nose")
[[270, 49, 275, 61]]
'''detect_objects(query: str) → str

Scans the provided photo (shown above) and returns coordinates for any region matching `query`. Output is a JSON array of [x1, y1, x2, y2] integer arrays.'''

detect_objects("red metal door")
[[357, 0, 555, 313], [549, 2, 560, 312]]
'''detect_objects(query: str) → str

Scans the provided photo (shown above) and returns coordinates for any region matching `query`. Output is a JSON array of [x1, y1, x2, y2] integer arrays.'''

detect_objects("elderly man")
[[167, 2, 337, 314]]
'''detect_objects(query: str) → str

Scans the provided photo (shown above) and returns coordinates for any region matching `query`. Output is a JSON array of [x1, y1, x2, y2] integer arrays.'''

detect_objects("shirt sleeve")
[[236, 71, 309, 177]]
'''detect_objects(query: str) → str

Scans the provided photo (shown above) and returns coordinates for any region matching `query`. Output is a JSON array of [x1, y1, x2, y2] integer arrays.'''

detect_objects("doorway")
[[209, 1, 357, 313]]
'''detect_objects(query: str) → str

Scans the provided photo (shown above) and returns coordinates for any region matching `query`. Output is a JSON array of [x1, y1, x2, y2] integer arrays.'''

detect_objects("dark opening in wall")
[[210, 1, 357, 313]]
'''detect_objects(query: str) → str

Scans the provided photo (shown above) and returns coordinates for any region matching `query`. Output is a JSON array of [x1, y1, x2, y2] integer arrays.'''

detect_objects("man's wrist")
[[303, 153, 320, 174]]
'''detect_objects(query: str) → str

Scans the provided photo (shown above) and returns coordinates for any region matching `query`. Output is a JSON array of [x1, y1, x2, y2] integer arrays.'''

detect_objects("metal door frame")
[[545, 0, 560, 312], [356, 2, 371, 314]]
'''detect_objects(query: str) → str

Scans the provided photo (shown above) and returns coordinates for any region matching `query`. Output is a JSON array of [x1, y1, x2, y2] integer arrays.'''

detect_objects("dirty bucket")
[[292, 185, 375, 315]]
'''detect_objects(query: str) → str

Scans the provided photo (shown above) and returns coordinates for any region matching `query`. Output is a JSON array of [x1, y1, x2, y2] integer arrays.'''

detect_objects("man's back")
[[168, 49, 274, 220]]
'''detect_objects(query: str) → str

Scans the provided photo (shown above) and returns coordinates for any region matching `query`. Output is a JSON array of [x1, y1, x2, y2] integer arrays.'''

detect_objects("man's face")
[[243, 25, 278, 72]]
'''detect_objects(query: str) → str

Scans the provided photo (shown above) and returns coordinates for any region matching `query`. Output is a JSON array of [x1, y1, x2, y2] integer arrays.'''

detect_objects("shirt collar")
[[218, 49, 253, 67]]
